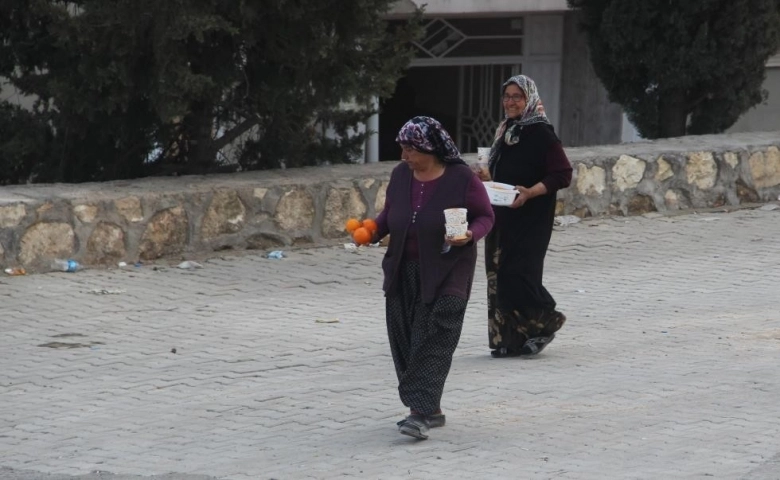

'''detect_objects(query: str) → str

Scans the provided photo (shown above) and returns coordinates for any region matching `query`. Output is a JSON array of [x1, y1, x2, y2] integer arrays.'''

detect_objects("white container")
[[445, 223, 468, 239], [443, 208, 468, 225], [473, 147, 491, 177], [483, 181, 518, 206], [477, 147, 491, 163]]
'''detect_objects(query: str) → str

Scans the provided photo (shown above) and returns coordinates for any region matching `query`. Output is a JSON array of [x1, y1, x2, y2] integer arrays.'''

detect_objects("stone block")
[[572, 207, 591, 218], [246, 232, 289, 250], [607, 203, 623, 216], [0, 204, 26, 228], [19, 222, 76, 266], [575, 164, 606, 196], [274, 188, 315, 233], [686, 152, 717, 190], [291, 235, 315, 246], [86, 222, 126, 264], [375, 182, 388, 213], [201, 191, 246, 239], [322, 187, 367, 238], [74, 204, 98, 223], [115, 197, 144, 223], [627, 195, 656, 215], [724, 152, 739, 169], [664, 190, 691, 210], [655, 157, 674, 182], [748, 146, 780, 189], [253, 188, 268, 200], [736, 179, 760, 203], [612, 155, 646, 191], [36, 202, 54, 216], [139, 207, 189, 260]]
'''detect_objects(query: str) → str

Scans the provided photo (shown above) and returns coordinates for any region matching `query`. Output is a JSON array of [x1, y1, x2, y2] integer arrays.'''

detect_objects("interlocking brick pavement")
[[1, 207, 780, 480]]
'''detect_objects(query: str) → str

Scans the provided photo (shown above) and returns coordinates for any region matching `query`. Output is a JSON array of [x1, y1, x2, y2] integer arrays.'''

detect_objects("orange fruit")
[[345, 218, 361, 233], [352, 226, 372, 246], [362, 218, 378, 233]]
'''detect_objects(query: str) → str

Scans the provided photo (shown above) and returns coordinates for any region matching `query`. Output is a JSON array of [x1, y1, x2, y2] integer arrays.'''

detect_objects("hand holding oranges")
[[345, 217, 378, 246]]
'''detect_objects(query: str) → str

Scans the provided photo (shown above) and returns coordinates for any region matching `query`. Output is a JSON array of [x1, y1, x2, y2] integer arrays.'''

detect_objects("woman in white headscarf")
[[475, 75, 572, 358]]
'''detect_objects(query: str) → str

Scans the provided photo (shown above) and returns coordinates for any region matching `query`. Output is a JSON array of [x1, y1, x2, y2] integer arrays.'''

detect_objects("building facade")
[[377, 0, 780, 161], [726, 52, 780, 135]]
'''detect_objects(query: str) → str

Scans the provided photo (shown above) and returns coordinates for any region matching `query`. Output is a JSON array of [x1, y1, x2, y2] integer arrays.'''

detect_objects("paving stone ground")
[[1, 207, 780, 480]]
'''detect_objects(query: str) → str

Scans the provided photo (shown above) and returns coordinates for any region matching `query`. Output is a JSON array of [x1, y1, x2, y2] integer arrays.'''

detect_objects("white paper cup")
[[477, 147, 491, 162], [471, 147, 490, 177], [444, 208, 467, 225], [445, 223, 468, 239]]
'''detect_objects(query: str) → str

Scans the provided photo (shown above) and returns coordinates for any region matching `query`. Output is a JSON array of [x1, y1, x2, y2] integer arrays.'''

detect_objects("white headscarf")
[[488, 75, 551, 167]]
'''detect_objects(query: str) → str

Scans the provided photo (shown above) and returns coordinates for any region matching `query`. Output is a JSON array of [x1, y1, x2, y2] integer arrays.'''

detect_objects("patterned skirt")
[[485, 226, 566, 352], [385, 261, 467, 415]]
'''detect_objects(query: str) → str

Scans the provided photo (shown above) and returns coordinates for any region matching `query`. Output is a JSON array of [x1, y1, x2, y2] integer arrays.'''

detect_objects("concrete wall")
[[557, 11, 623, 147], [728, 66, 780, 134], [2, 131, 779, 273], [614, 56, 780, 143]]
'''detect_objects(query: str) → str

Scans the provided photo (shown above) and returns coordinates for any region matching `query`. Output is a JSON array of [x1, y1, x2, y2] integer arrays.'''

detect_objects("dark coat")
[[382, 163, 478, 304]]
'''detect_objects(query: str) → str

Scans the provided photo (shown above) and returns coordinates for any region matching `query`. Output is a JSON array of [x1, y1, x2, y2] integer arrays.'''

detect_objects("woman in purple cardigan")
[[476, 75, 573, 358], [373, 116, 494, 440]]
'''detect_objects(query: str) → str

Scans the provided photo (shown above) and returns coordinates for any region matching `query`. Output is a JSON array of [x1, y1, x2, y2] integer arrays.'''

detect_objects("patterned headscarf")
[[396, 116, 465, 164], [503, 75, 549, 127], [488, 75, 551, 169]]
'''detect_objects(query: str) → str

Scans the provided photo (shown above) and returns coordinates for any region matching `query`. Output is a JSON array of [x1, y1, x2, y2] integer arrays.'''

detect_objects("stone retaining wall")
[[1, 131, 779, 272]]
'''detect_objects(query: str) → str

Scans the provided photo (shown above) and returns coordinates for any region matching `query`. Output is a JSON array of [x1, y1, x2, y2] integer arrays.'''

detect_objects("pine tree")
[[0, 0, 421, 182], [567, 0, 780, 138]]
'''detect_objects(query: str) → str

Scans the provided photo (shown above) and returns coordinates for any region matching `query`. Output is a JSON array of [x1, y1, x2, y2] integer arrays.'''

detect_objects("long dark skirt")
[[385, 261, 467, 416], [485, 225, 566, 352]]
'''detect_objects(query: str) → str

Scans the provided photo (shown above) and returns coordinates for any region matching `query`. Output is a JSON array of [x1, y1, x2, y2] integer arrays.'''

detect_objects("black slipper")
[[398, 414, 429, 439], [427, 413, 445, 428], [519, 333, 556, 355], [490, 347, 523, 358], [397, 413, 445, 428]]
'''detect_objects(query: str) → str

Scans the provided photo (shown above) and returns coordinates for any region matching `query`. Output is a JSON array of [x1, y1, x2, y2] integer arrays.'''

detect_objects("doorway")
[[378, 64, 519, 161]]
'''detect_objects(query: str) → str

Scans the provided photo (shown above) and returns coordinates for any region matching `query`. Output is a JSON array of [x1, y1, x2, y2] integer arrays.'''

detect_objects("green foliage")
[[567, 0, 780, 138], [0, 0, 421, 183], [0, 103, 52, 185]]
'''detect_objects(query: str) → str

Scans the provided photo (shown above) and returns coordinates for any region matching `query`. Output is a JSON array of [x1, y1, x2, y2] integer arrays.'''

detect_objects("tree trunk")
[[184, 102, 215, 171], [657, 91, 688, 138]]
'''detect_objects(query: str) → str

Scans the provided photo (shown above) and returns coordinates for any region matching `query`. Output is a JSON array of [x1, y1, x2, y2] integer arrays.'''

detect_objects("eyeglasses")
[[502, 94, 525, 103]]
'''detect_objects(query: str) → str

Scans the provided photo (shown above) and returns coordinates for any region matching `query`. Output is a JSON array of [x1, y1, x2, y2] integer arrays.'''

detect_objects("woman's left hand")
[[445, 230, 473, 247], [510, 186, 532, 208]]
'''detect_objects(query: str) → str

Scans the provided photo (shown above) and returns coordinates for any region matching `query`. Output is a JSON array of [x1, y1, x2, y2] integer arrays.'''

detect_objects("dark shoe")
[[490, 347, 523, 358], [519, 333, 556, 355], [427, 413, 445, 428], [399, 414, 429, 439], [397, 412, 445, 428]]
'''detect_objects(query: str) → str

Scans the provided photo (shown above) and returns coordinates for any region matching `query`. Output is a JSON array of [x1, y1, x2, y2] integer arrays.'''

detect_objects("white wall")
[[620, 113, 642, 143], [620, 55, 780, 142], [727, 58, 780, 134], [0, 77, 37, 110], [523, 15, 564, 133]]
